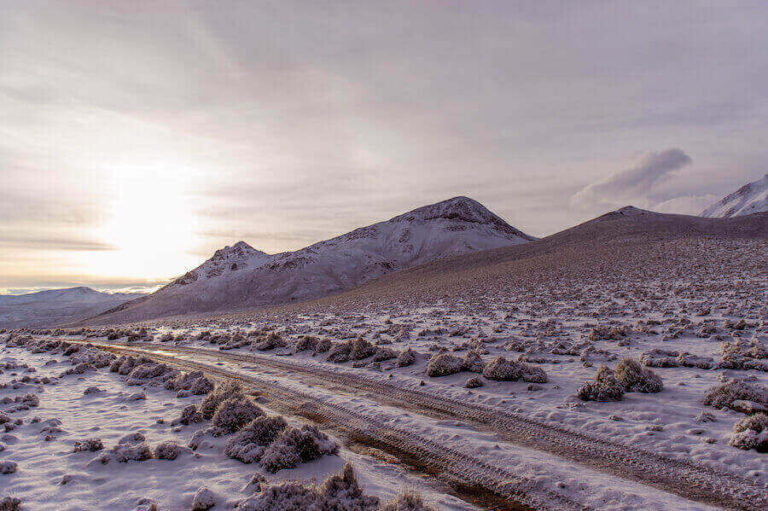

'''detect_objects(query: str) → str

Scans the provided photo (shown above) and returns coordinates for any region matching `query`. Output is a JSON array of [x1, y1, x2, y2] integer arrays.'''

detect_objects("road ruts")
[[78, 340, 768, 511], [88, 342, 586, 511]]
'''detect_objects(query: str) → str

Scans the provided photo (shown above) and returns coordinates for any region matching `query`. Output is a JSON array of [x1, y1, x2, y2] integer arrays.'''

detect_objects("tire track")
[[79, 341, 767, 511]]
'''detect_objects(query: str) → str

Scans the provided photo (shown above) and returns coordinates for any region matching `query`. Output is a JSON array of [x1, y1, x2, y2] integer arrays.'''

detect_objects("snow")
[[701, 174, 768, 218]]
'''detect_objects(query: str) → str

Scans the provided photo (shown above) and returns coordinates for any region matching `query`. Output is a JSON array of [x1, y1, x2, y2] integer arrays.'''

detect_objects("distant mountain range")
[[87, 196, 534, 324], [702, 174, 768, 218], [0, 287, 145, 329]]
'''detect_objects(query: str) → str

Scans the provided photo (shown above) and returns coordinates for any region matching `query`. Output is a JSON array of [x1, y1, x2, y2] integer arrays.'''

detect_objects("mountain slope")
[[271, 206, 768, 313], [702, 174, 768, 218], [88, 197, 534, 323], [0, 287, 145, 329]]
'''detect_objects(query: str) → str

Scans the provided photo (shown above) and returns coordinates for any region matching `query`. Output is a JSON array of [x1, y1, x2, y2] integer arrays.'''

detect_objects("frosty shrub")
[[482, 356, 521, 381], [351, 337, 376, 360], [191, 487, 216, 511], [373, 347, 397, 362], [465, 376, 484, 388], [397, 347, 416, 367], [729, 413, 768, 452], [255, 332, 287, 351], [153, 440, 183, 460], [319, 463, 379, 511], [178, 404, 203, 425], [703, 380, 768, 411], [259, 425, 338, 473], [615, 357, 663, 393], [462, 350, 485, 373], [294, 336, 318, 353], [381, 491, 437, 511], [521, 363, 549, 384], [577, 366, 625, 402], [326, 340, 353, 363], [73, 438, 103, 452], [314, 338, 332, 354], [212, 396, 265, 434], [106, 441, 152, 463], [236, 480, 319, 511], [224, 416, 287, 463], [0, 496, 21, 511], [426, 353, 464, 377], [165, 371, 214, 395], [83, 386, 102, 396], [200, 381, 245, 419]]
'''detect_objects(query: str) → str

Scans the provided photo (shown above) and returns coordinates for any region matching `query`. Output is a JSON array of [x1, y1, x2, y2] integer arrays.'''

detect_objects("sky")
[[1, 1, 767, 294]]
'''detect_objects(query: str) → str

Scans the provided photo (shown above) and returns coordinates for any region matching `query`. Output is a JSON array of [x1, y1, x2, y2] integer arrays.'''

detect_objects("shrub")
[[73, 438, 103, 452], [212, 396, 264, 433], [703, 380, 768, 411], [315, 338, 332, 354], [397, 347, 416, 367], [381, 491, 437, 511], [465, 376, 484, 388], [295, 336, 318, 352], [729, 413, 768, 452], [0, 461, 17, 474], [462, 350, 485, 373], [615, 357, 663, 393], [200, 381, 245, 419], [577, 366, 624, 402], [350, 337, 376, 360], [326, 341, 353, 363], [373, 347, 397, 362], [255, 332, 287, 351], [153, 441, 182, 460], [319, 463, 379, 511], [109, 442, 152, 463], [482, 356, 521, 381], [224, 416, 287, 463], [236, 481, 319, 511], [178, 404, 203, 425], [259, 425, 338, 473], [0, 497, 21, 511], [426, 353, 463, 377], [166, 371, 214, 395]]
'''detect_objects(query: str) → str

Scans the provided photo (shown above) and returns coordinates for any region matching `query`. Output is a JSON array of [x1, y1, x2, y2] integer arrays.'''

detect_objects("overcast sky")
[[1, 0, 767, 293]]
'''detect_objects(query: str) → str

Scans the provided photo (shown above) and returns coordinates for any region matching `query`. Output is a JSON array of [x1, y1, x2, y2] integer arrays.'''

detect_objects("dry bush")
[[703, 380, 768, 411], [212, 396, 264, 433], [315, 338, 332, 354], [224, 416, 287, 463], [426, 353, 463, 377], [350, 337, 376, 360], [326, 340, 353, 363], [729, 413, 768, 452], [73, 438, 103, 452], [294, 336, 318, 352], [615, 357, 663, 393], [236, 480, 319, 511], [191, 487, 216, 511], [259, 425, 338, 473], [153, 441, 183, 460], [381, 491, 437, 511], [397, 347, 416, 367], [465, 376, 484, 388], [462, 350, 485, 373], [0, 496, 21, 511], [178, 404, 203, 425], [200, 381, 245, 419], [577, 366, 625, 402], [165, 371, 213, 395], [255, 332, 287, 351], [482, 356, 521, 381], [373, 347, 397, 362], [319, 463, 379, 511], [0, 461, 17, 474]]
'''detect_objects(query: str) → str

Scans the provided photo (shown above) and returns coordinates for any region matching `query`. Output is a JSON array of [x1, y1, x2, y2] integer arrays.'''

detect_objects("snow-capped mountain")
[[701, 174, 768, 218], [90, 197, 534, 323], [0, 287, 145, 329]]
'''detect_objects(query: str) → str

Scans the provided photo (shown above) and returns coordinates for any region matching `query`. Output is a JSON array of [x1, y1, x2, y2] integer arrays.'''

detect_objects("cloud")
[[571, 148, 692, 209], [0, 235, 116, 251]]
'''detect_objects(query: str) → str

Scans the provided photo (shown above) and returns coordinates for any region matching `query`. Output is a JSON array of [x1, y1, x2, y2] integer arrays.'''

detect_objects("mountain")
[[0, 287, 145, 329], [701, 174, 768, 218], [86, 197, 534, 324], [284, 206, 768, 311]]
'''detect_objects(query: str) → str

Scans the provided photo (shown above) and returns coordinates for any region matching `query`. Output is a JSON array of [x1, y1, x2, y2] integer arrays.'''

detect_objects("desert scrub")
[[319, 462, 379, 511], [397, 347, 416, 367], [703, 380, 768, 411], [165, 370, 213, 395], [153, 441, 183, 460], [729, 413, 768, 452], [0, 461, 17, 474], [614, 357, 663, 393], [577, 366, 625, 402], [224, 416, 287, 463], [381, 490, 437, 511], [350, 337, 376, 360], [294, 335, 318, 352], [0, 496, 21, 510], [326, 340, 353, 363], [314, 338, 332, 354], [212, 396, 264, 433], [191, 487, 216, 510], [462, 350, 485, 373], [73, 438, 104, 452], [255, 332, 287, 351], [426, 353, 463, 377], [372, 346, 397, 362], [200, 381, 245, 419], [259, 425, 338, 473], [177, 404, 204, 425], [465, 376, 484, 388]]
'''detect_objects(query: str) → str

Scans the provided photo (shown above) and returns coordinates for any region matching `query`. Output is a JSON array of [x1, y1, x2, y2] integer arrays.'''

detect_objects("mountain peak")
[[701, 173, 768, 218]]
